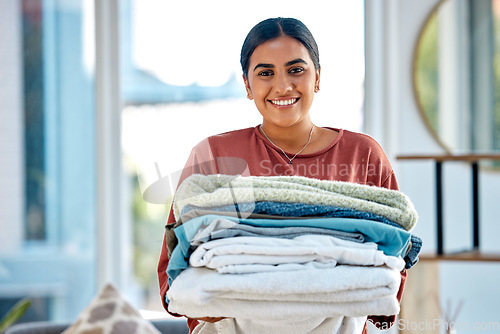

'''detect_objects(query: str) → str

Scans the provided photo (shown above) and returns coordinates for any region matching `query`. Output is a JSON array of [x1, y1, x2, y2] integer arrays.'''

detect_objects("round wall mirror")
[[413, 0, 500, 153]]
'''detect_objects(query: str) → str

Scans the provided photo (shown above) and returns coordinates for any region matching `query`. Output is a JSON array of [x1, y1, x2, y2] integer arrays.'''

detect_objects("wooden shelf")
[[397, 153, 500, 257], [419, 250, 500, 262]]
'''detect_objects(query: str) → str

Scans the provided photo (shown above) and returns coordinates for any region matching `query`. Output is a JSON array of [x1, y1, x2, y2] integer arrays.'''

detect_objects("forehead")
[[249, 36, 312, 66]]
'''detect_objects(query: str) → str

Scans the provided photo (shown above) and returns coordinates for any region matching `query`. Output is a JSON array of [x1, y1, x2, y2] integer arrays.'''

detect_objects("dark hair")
[[240, 17, 320, 78]]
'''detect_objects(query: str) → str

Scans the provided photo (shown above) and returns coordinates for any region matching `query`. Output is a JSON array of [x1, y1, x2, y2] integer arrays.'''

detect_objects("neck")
[[260, 120, 315, 153]]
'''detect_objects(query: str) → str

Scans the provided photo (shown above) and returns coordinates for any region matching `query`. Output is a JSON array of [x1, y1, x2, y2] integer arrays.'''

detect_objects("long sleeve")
[[157, 139, 218, 331], [364, 168, 407, 332]]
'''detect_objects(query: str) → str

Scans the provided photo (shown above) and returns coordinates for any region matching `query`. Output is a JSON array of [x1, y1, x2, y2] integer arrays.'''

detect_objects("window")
[[0, 0, 96, 323]]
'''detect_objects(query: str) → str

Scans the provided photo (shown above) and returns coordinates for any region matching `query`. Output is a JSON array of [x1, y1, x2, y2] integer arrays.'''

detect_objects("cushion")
[[62, 283, 161, 334]]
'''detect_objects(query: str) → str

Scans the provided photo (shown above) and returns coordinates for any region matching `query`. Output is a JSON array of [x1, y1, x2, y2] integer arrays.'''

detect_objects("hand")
[[194, 317, 225, 323]]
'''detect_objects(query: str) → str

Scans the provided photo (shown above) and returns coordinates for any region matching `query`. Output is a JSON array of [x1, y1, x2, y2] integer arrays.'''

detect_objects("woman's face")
[[244, 36, 320, 129]]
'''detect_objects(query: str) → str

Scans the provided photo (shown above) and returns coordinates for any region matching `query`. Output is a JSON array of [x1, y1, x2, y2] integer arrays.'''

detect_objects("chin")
[[270, 114, 306, 127], [271, 120, 302, 128]]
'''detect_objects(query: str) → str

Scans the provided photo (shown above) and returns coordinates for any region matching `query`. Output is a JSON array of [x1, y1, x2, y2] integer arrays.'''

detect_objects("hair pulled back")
[[240, 17, 320, 78]]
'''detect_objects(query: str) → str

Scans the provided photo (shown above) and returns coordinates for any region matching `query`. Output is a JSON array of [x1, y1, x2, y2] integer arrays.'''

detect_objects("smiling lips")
[[269, 98, 299, 107]]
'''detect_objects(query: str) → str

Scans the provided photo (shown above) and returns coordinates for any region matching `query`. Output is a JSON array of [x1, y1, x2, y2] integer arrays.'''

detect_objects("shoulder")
[[190, 126, 258, 156], [339, 129, 383, 148], [331, 128, 397, 189], [334, 129, 388, 157], [205, 126, 257, 145], [186, 126, 259, 177]]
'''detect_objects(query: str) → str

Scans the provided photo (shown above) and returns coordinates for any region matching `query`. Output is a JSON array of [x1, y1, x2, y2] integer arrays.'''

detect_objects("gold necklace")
[[260, 125, 315, 164]]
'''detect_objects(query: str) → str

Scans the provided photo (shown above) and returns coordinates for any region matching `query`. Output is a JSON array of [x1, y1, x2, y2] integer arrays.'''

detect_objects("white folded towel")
[[216, 262, 339, 275], [169, 291, 398, 320], [167, 266, 401, 319], [192, 316, 368, 334], [189, 235, 405, 272]]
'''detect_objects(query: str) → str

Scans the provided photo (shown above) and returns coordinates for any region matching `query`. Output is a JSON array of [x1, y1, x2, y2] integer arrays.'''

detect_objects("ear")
[[315, 68, 321, 90], [243, 74, 253, 100]]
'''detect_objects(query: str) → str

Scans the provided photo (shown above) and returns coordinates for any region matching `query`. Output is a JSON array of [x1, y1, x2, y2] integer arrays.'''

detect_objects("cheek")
[[250, 82, 271, 100], [302, 74, 317, 90]]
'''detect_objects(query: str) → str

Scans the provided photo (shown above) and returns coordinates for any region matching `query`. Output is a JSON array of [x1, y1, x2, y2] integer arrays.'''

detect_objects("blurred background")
[[1, 0, 500, 333]]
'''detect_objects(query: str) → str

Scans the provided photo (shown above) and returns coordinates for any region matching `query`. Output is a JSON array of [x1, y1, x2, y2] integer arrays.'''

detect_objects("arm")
[[368, 169, 408, 330], [157, 138, 221, 332]]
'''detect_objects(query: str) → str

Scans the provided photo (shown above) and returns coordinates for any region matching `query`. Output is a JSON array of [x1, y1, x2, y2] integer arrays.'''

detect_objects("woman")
[[158, 17, 406, 333]]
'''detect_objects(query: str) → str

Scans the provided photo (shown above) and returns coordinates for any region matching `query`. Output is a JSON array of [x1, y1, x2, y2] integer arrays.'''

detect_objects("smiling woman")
[[157, 17, 407, 334]]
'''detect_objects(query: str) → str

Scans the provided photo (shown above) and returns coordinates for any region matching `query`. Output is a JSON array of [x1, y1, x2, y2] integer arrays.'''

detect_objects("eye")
[[258, 70, 274, 77], [289, 67, 305, 74]]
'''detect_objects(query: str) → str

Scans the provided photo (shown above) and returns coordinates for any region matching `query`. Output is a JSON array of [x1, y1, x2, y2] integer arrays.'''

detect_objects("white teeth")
[[271, 98, 297, 106]]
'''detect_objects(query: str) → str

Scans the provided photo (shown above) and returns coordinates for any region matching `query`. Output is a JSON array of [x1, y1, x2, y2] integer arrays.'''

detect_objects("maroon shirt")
[[157, 126, 406, 333]]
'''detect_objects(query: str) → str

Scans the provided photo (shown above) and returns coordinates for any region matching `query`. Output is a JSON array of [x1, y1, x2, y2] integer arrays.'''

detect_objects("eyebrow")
[[253, 58, 308, 72]]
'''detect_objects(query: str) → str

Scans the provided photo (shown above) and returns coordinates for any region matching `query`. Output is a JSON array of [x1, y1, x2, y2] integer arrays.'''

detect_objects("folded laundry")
[[179, 203, 422, 269], [215, 261, 339, 275], [192, 316, 368, 334], [173, 174, 418, 230], [189, 235, 405, 272], [166, 210, 316, 258], [190, 217, 366, 246], [175, 297, 392, 328], [166, 215, 411, 285], [181, 201, 407, 223], [167, 265, 401, 319], [405, 236, 422, 269]]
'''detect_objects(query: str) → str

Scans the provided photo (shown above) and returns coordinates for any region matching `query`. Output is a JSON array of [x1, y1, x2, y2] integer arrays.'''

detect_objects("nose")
[[274, 73, 294, 94]]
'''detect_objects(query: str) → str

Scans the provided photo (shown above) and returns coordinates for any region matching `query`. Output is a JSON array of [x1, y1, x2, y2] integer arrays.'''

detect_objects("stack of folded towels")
[[165, 174, 421, 333]]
